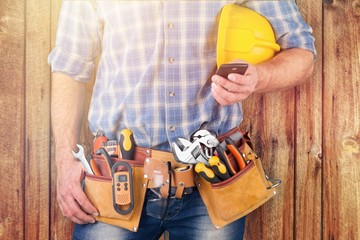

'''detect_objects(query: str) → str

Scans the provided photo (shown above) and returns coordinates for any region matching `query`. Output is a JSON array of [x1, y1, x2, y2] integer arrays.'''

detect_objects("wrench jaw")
[[171, 130, 220, 165], [71, 144, 94, 174], [72, 144, 84, 159], [172, 142, 209, 165], [171, 142, 199, 165]]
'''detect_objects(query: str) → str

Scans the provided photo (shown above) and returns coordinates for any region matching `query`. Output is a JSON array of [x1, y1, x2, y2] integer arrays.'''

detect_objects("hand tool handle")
[[80, 157, 94, 175], [216, 145, 238, 175], [208, 156, 231, 180], [89, 155, 102, 176], [93, 131, 108, 154], [226, 138, 247, 170], [119, 128, 136, 160], [195, 163, 222, 183], [100, 147, 114, 174]]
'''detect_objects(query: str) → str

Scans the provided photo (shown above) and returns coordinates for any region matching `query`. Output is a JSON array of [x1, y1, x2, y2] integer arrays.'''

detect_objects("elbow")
[[305, 52, 316, 80]]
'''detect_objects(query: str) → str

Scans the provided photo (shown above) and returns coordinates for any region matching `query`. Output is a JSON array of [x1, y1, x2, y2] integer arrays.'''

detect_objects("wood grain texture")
[[24, 0, 51, 239], [242, 90, 296, 240], [1, 0, 360, 239], [323, 0, 360, 239], [0, 0, 25, 239], [294, 0, 323, 239]]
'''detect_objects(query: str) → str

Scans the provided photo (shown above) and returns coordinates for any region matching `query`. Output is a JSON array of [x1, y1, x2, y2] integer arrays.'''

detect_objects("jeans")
[[73, 188, 246, 240]]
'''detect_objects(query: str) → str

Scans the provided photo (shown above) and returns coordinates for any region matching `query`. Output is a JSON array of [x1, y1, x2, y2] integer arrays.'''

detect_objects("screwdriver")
[[119, 128, 136, 160], [208, 156, 231, 180], [195, 163, 222, 183]]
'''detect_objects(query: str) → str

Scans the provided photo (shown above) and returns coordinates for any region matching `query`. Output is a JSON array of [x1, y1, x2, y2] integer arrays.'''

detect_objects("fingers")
[[211, 61, 259, 105], [57, 162, 99, 224], [211, 82, 243, 105], [59, 195, 94, 224], [57, 180, 98, 224], [211, 75, 254, 105]]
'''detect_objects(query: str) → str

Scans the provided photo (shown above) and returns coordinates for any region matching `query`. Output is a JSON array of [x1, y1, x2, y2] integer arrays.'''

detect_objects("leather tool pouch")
[[83, 155, 147, 232], [195, 130, 281, 229], [83, 149, 194, 232]]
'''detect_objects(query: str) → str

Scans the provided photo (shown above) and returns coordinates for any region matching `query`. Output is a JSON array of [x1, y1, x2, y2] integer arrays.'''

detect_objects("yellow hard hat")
[[217, 4, 281, 67]]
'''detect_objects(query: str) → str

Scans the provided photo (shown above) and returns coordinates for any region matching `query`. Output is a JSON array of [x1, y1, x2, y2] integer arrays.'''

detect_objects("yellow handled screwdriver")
[[195, 163, 222, 183], [119, 128, 136, 160], [208, 156, 231, 180]]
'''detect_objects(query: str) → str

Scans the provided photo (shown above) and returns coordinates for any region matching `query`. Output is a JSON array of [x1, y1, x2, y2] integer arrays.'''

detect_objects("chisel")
[[208, 156, 231, 180], [195, 163, 222, 183], [119, 128, 136, 160]]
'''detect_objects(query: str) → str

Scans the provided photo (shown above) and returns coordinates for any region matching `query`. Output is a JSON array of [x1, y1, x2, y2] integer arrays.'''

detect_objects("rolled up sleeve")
[[48, 1, 102, 82], [246, 0, 316, 57]]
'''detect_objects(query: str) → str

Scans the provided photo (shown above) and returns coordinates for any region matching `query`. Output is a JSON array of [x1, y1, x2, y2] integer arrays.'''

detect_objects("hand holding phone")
[[216, 63, 248, 79]]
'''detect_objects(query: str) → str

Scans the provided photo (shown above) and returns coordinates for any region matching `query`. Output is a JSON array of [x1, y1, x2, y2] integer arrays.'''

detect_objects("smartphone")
[[216, 63, 248, 78]]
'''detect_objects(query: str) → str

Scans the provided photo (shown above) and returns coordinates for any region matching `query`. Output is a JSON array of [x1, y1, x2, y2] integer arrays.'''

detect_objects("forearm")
[[211, 48, 315, 105], [51, 72, 87, 164], [255, 48, 315, 93]]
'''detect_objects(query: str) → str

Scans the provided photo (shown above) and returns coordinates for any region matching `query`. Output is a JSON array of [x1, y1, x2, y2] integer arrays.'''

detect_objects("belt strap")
[[134, 126, 242, 198], [144, 159, 195, 189]]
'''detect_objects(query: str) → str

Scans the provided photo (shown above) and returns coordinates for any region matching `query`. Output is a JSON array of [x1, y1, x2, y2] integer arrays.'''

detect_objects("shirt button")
[[169, 91, 175, 97], [168, 57, 175, 63], [168, 23, 174, 29], [170, 126, 176, 132]]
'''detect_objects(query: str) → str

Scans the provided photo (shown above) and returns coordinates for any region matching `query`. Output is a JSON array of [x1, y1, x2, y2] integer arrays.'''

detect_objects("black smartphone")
[[216, 63, 248, 79]]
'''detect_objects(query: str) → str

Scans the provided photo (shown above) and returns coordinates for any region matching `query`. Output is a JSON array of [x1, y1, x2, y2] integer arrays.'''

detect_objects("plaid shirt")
[[48, 0, 315, 150]]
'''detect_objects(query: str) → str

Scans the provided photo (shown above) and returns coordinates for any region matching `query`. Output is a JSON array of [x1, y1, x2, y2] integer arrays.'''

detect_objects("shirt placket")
[[163, 2, 182, 142]]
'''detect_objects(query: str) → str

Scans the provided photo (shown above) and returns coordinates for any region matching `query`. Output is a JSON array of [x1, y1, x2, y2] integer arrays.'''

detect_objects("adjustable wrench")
[[171, 130, 219, 165], [72, 144, 94, 174]]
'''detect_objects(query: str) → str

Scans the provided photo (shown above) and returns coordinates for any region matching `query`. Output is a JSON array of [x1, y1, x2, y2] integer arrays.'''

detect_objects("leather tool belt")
[[83, 141, 196, 232], [83, 126, 281, 232]]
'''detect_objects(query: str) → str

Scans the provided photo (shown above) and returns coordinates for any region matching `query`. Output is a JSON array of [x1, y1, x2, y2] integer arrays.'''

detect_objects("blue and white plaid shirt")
[[49, 0, 316, 150]]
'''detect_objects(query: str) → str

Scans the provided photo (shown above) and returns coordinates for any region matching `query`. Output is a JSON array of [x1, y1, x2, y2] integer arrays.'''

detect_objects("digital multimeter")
[[111, 161, 134, 215]]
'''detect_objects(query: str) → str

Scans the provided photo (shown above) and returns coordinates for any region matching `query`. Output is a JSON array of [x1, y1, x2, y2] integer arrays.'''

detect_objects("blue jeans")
[[73, 188, 246, 240]]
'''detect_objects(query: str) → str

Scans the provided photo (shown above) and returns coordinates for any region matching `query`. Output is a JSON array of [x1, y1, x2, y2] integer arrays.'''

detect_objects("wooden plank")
[[0, 0, 25, 239], [242, 90, 296, 240], [24, 0, 51, 239], [294, 0, 323, 239], [49, 1, 75, 239], [323, 0, 360, 239]]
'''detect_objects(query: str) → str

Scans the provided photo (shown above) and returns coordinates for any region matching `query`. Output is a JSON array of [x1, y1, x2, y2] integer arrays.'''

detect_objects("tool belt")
[[83, 144, 196, 232], [83, 127, 281, 232], [195, 127, 281, 229]]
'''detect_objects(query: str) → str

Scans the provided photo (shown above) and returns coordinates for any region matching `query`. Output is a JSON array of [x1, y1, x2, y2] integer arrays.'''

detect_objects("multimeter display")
[[117, 174, 128, 182]]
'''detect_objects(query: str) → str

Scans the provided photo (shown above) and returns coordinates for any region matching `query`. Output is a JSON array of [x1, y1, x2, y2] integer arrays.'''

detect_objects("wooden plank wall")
[[0, 0, 359, 239]]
